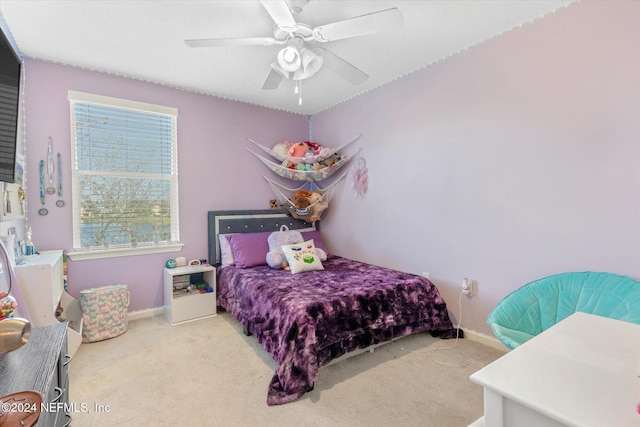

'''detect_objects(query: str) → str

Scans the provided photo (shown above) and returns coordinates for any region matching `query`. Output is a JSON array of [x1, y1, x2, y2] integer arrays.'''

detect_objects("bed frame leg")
[[243, 326, 252, 336]]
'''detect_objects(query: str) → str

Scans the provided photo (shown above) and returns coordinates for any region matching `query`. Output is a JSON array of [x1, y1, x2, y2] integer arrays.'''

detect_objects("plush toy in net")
[[264, 174, 346, 224]]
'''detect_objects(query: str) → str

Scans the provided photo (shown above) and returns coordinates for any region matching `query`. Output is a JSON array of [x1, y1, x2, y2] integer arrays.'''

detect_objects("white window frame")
[[67, 90, 183, 260]]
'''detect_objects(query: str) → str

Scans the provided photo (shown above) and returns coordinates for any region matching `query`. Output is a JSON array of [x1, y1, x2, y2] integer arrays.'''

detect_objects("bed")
[[208, 209, 456, 405]]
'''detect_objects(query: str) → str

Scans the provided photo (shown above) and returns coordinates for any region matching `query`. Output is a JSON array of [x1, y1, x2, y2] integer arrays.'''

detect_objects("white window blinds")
[[68, 91, 179, 251]]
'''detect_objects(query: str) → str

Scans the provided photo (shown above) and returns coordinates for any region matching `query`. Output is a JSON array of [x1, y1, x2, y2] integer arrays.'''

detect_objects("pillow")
[[227, 232, 271, 268], [300, 230, 329, 255], [281, 239, 324, 274], [219, 234, 235, 267], [266, 226, 304, 269]]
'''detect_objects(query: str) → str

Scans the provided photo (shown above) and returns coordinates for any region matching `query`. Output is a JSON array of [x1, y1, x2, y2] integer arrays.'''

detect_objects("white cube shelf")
[[163, 264, 216, 325]]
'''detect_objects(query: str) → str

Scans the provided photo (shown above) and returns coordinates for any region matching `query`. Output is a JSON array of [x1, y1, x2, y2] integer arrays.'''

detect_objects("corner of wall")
[[462, 328, 509, 353], [306, 114, 313, 141]]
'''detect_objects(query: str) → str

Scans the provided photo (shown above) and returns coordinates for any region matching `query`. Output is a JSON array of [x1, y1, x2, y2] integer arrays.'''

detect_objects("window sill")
[[68, 243, 184, 261]]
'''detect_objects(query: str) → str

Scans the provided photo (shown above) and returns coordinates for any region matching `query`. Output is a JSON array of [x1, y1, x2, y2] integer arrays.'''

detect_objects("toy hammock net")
[[248, 134, 361, 182], [264, 173, 347, 223]]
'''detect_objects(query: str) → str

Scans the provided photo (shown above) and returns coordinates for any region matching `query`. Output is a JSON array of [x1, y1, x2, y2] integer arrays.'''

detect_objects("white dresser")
[[470, 312, 640, 427], [14, 250, 83, 357], [0, 323, 72, 426]]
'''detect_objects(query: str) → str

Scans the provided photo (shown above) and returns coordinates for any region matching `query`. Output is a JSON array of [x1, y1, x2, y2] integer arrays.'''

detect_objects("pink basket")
[[80, 284, 130, 342]]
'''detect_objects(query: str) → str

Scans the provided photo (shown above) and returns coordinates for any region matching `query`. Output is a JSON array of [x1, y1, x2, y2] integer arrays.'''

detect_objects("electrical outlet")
[[462, 278, 472, 296], [422, 272, 430, 280]]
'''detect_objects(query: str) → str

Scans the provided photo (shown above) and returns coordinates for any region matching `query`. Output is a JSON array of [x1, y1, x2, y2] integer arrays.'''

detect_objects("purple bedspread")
[[217, 255, 455, 405]]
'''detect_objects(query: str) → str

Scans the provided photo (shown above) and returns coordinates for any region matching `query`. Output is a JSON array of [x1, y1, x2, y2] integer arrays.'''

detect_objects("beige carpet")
[[69, 312, 504, 427]]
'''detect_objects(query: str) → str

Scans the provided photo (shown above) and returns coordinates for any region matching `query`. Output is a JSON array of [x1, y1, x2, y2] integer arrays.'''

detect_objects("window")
[[68, 91, 180, 259]]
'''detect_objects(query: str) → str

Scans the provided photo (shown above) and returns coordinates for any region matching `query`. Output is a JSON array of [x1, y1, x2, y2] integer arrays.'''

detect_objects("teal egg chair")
[[487, 271, 640, 350]]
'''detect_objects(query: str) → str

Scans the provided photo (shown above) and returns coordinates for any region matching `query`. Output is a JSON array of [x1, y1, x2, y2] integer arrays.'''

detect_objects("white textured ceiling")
[[0, 0, 575, 115]]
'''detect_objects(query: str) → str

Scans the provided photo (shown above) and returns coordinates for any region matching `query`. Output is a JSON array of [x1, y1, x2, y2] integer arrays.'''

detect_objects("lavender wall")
[[23, 59, 308, 311], [313, 1, 640, 336], [16, 1, 640, 338]]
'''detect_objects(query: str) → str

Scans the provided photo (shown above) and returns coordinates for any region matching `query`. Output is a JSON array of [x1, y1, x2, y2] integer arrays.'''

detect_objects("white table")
[[470, 312, 640, 427]]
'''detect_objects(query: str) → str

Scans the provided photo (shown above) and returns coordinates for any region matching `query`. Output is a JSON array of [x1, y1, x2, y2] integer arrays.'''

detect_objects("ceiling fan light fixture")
[[277, 46, 302, 72], [293, 48, 323, 80]]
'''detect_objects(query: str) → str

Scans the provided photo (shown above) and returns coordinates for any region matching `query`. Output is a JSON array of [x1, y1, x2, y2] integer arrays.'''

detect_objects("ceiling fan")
[[185, 0, 403, 91]]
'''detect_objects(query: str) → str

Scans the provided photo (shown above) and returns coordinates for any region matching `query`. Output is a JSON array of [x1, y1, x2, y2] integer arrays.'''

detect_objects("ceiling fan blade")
[[262, 69, 284, 90], [185, 37, 277, 48], [312, 8, 403, 42], [260, 0, 297, 31], [313, 48, 368, 85]]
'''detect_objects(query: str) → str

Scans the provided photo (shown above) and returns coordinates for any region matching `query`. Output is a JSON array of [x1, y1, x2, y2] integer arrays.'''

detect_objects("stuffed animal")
[[294, 163, 312, 171], [287, 142, 309, 165], [306, 142, 334, 161], [289, 190, 328, 223], [294, 190, 314, 199], [281, 159, 295, 170], [292, 192, 312, 212], [307, 192, 328, 222], [266, 225, 327, 269], [276, 140, 337, 165], [321, 153, 344, 168], [271, 141, 290, 160]]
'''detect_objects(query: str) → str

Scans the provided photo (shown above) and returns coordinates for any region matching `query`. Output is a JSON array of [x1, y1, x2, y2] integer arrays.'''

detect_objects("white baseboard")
[[127, 306, 165, 321], [468, 416, 485, 427], [461, 328, 509, 352]]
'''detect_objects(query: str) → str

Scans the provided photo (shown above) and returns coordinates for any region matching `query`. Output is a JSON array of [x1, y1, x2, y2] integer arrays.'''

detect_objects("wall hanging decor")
[[38, 160, 47, 216], [45, 137, 55, 195], [351, 154, 368, 199], [56, 152, 64, 207]]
